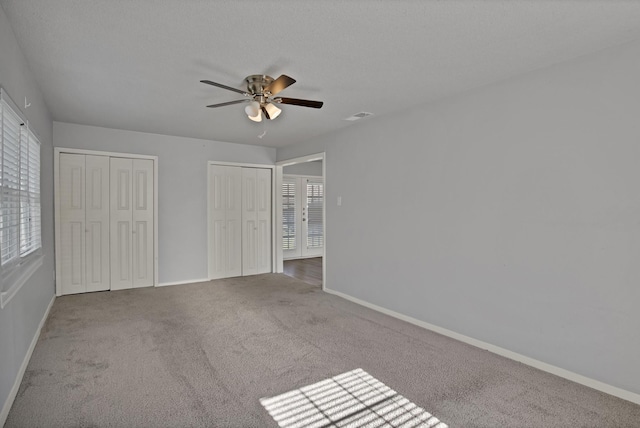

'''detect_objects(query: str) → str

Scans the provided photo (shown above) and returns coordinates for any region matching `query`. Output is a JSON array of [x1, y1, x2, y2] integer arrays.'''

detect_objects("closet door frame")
[[54, 147, 159, 296], [207, 161, 276, 279]]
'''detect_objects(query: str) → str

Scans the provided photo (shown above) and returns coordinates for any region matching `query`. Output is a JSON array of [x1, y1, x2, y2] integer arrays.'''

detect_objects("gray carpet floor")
[[5, 274, 640, 427]]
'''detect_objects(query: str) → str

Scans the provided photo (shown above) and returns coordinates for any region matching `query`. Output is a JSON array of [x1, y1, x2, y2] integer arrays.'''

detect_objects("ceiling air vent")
[[344, 112, 374, 121]]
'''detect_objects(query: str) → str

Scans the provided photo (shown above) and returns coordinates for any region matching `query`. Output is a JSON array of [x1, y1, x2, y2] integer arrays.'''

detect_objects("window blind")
[[20, 129, 41, 256], [1, 101, 22, 266], [0, 92, 42, 272], [282, 178, 297, 250], [306, 180, 323, 249]]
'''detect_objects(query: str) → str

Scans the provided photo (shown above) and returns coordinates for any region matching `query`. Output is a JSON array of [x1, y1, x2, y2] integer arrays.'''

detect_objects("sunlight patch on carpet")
[[260, 368, 447, 428]]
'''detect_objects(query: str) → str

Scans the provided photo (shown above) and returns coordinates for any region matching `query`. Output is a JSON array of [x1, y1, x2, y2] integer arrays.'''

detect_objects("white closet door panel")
[[257, 218, 270, 273], [132, 159, 154, 288], [110, 157, 133, 290], [85, 155, 110, 292], [226, 217, 241, 275], [210, 219, 226, 279], [209, 165, 227, 279], [226, 167, 242, 277], [242, 168, 258, 276], [209, 165, 242, 279], [256, 168, 272, 274], [244, 219, 258, 274], [59, 154, 86, 295]]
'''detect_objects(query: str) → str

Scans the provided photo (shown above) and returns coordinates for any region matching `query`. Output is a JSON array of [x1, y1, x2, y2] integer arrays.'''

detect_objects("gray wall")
[[278, 39, 640, 395], [0, 4, 55, 416], [283, 160, 323, 177], [53, 122, 276, 284]]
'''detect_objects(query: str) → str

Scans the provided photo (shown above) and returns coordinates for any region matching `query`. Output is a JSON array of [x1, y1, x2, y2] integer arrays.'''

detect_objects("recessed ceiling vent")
[[344, 112, 374, 121]]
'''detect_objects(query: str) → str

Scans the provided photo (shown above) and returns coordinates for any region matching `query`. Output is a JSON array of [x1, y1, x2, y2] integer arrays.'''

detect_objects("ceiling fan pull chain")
[[258, 120, 267, 139]]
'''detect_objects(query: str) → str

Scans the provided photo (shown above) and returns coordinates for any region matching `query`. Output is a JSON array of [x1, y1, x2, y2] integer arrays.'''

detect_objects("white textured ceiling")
[[3, 1, 640, 148]]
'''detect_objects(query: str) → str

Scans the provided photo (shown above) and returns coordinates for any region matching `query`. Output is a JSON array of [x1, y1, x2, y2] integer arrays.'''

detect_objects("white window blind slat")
[[21, 130, 41, 256], [1, 191, 20, 265], [282, 179, 297, 250], [306, 180, 323, 249], [20, 128, 29, 191], [28, 137, 40, 193]]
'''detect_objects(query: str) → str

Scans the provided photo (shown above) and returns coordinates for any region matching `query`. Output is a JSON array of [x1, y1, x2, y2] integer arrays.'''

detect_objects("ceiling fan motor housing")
[[245, 75, 274, 97]]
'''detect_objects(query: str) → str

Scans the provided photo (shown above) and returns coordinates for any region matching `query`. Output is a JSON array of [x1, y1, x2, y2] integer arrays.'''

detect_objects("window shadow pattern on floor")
[[261, 368, 447, 428]]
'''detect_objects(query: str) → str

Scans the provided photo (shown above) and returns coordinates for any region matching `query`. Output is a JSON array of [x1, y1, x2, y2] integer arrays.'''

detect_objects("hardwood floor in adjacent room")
[[283, 257, 322, 286]]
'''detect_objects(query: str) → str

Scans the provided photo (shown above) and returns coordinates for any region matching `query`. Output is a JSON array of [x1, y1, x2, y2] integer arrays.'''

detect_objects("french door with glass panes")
[[282, 176, 323, 259]]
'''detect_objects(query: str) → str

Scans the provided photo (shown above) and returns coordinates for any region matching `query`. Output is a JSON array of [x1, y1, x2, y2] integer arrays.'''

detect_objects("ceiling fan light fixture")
[[248, 110, 262, 122], [245, 101, 261, 117], [264, 102, 282, 120]]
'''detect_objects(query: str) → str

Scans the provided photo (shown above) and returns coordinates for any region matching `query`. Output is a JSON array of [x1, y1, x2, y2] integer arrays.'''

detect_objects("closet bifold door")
[[132, 159, 154, 288], [209, 165, 242, 279], [110, 158, 133, 290], [85, 155, 110, 292], [59, 154, 86, 295], [59, 154, 110, 295], [110, 158, 154, 290], [241, 168, 272, 276]]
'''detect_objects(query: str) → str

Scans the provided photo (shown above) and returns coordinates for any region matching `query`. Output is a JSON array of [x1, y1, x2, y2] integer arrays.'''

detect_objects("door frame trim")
[[206, 161, 276, 279], [54, 147, 159, 296], [275, 153, 326, 290]]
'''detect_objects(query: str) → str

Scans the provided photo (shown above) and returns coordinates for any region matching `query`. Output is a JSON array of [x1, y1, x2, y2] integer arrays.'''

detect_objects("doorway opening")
[[275, 153, 325, 289], [283, 257, 322, 286]]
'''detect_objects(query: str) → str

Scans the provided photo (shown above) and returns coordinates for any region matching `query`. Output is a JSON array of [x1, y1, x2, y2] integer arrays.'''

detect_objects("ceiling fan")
[[201, 74, 323, 122]]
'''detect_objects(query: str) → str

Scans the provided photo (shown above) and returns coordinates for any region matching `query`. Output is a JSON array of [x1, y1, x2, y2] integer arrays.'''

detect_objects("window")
[[306, 180, 323, 249], [282, 175, 323, 258], [1, 89, 42, 303], [282, 179, 297, 250]]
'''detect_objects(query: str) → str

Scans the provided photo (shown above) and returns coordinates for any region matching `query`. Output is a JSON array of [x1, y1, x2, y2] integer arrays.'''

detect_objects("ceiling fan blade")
[[201, 80, 247, 95], [265, 75, 296, 96], [276, 97, 323, 109], [206, 99, 249, 108]]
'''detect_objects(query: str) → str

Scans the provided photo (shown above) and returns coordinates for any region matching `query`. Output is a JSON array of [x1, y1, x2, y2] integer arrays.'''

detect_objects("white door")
[[132, 159, 154, 288], [242, 168, 272, 276], [59, 154, 110, 295], [209, 165, 242, 279], [304, 178, 324, 257], [282, 176, 324, 260], [59, 154, 86, 295], [282, 176, 298, 259], [85, 155, 110, 292], [255, 168, 272, 274], [110, 158, 133, 290], [110, 158, 154, 290]]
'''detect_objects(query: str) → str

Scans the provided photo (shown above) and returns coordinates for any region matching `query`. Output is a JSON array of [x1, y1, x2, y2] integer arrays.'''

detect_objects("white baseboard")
[[1, 294, 55, 426], [156, 278, 210, 287], [323, 287, 640, 406]]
